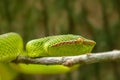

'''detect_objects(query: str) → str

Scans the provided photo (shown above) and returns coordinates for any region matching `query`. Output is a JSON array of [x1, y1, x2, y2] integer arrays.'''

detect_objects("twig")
[[12, 50, 120, 66]]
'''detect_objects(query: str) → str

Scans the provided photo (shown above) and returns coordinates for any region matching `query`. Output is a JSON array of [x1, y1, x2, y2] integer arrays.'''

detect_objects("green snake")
[[0, 32, 96, 74]]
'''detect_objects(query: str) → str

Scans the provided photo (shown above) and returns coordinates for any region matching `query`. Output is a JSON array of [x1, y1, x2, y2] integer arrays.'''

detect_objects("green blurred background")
[[0, 0, 120, 80]]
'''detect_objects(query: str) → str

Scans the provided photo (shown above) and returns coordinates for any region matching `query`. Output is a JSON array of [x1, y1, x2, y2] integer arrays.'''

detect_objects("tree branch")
[[13, 50, 120, 66]]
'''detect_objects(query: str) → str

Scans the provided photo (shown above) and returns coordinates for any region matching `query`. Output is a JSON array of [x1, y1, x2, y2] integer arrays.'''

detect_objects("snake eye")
[[76, 38, 84, 44]]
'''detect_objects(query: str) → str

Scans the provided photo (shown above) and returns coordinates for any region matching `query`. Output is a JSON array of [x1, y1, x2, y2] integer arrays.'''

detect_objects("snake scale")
[[0, 32, 96, 74]]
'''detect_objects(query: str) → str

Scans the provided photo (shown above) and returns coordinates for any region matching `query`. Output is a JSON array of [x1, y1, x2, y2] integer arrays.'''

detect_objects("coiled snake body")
[[0, 32, 96, 74]]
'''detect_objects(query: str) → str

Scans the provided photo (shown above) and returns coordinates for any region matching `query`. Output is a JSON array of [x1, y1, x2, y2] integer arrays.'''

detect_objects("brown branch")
[[13, 50, 120, 66]]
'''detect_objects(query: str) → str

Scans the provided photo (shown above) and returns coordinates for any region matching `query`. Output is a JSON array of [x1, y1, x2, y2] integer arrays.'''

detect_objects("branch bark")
[[13, 50, 120, 66]]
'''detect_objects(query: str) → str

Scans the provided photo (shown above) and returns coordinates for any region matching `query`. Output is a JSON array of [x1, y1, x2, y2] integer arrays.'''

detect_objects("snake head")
[[26, 35, 96, 57]]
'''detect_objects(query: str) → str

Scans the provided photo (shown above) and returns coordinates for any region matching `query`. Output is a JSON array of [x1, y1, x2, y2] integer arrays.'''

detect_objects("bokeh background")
[[0, 0, 120, 80]]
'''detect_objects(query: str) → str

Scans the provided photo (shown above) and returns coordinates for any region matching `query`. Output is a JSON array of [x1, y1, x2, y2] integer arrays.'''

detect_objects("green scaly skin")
[[0, 32, 23, 62], [26, 35, 95, 57], [0, 32, 96, 74]]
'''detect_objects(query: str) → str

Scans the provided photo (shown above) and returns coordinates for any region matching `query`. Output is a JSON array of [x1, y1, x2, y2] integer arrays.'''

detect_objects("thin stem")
[[12, 50, 120, 66]]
